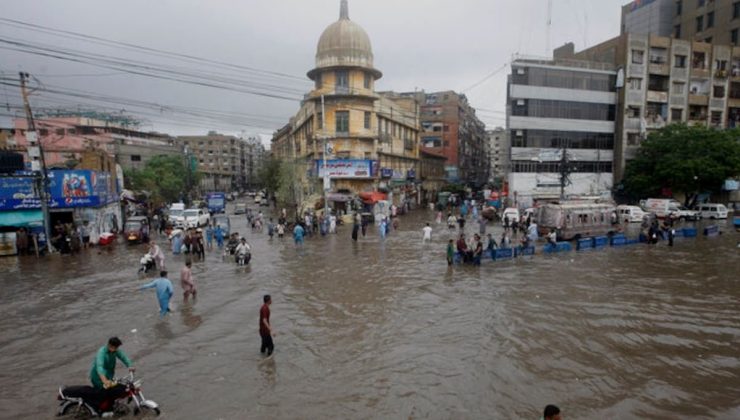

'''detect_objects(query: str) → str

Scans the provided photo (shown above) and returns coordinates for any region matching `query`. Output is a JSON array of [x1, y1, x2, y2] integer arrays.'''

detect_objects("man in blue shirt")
[[293, 223, 305, 245], [89, 337, 134, 389], [140, 271, 173, 317]]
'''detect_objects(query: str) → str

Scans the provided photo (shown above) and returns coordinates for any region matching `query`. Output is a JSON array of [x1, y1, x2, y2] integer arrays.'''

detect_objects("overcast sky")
[[0, 0, 630, 147]]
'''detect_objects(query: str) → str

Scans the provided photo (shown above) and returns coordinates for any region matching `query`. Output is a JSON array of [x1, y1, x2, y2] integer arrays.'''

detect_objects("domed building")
[[272, 0, 421, 213]]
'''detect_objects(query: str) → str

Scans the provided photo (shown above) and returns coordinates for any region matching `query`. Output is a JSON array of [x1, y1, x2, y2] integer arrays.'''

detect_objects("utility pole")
[[321, 95, 329, 217], [558, 148, 570, 201], [20, 72, 53, 253]]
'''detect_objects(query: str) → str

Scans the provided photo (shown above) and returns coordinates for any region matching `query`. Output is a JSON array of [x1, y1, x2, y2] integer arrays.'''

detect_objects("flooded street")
[[1, 208, 739, 419]]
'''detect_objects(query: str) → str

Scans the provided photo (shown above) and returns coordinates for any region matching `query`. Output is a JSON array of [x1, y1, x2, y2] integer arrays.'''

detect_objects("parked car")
[[124, 216, 149, 244], [642, 198, 699, 220], [501, 207, 520, 226], [234, 203, 247, 215], [696, 203, 728, 219], [183, 208, 210, 228], [212, 214, 231, 236], [169, 203, 186, 228], [617, 205, 646, 223]]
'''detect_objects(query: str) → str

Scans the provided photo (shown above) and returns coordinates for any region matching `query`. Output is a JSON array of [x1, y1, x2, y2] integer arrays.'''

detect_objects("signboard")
[[380, 168, 393, 179], [406, 169, 416, 180], [0, 170, 117, 211], [315, 159, 374, 179]]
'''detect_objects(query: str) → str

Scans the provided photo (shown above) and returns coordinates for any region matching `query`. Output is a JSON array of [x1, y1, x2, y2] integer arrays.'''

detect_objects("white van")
[[697, 203, 728, 219], [501, 208, 520, 226], [642, 198, 699, 220], [617, 205, 645, 223]]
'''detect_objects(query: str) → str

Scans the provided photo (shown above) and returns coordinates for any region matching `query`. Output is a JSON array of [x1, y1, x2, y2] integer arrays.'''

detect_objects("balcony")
[[646, 91, 668, 103], [688, 94, 709, 106]]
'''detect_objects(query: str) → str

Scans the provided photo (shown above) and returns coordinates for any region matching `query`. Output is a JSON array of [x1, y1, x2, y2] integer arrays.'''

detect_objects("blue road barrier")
[[577, 237, 594, 250], [610, 235, 627, 246], [683, 227, 697, 237], [594, 236, 609, 247], [544, 242, 572, 253], [493, 248, 514, 260], [703, 225, 720, 237], [515, 246, 535, 257]]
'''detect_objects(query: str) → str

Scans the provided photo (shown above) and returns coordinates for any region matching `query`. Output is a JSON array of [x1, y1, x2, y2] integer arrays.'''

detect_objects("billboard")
[[315, 159, 375, 179], [0, 170, 117, 211]]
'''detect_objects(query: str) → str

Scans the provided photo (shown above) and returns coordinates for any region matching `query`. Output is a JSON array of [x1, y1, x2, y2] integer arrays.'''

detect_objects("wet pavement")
[[1, 205, 739, 419]]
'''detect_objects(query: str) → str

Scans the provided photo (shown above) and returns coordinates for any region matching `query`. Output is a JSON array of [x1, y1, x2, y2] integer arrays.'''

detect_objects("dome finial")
[[340, 0, 349, 20]]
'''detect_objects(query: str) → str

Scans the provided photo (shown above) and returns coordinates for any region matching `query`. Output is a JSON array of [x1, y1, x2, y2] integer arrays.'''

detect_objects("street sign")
[[323, 175, 331, 191]]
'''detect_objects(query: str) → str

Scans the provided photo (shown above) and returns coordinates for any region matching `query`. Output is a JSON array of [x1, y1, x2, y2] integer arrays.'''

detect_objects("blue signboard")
[[0, 170, 117, 211], [381, 168, 393, 179]]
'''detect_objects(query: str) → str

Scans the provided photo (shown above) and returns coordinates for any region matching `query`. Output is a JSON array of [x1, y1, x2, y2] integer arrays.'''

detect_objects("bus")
[[536, 201, 617, 241], [207, 192, 226, 214]]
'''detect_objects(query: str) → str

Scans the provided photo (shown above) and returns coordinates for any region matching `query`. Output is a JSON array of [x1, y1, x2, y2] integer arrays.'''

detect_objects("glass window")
[[364, 111, 371, 129], [671, 108, 683, 120], [335, 111, 349, 134], [364, 73, 371, 89], [511, 67, 615, 91], [674, 24, 682, 38], [707, 11, 714, 28], [677, 0, 683, 15], [674, 55, 687, 68], [316, 73, 322, 89], [632, 50, 645, 64], [335, 70, 349, 87], [672, 82, 685, 94], [732, 29, 739, 45], [317, 112, 323, 129], [734, 2, 740, 19], [696, 16, 703, 32], [511, 99, 615, 121], [692, 52, 706, 69], [713, 85, 726, 98], [629, 78, 642, 90]]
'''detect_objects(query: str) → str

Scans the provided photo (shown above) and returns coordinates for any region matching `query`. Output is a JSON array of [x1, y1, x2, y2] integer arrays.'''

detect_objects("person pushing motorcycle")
[[90, 337, 135, 389]]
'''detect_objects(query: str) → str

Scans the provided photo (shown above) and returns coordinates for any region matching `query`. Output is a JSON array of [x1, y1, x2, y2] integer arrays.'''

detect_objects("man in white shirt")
[[422, 223, 432, 241]]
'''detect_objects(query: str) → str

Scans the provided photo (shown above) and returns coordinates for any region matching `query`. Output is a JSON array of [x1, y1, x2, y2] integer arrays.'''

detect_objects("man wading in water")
[[260, 295, 274, 357]]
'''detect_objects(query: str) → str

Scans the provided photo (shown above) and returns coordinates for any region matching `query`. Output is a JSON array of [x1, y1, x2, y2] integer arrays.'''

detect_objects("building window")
[[316, 73, 322, 89], [335, 70, 349, 87], [364, 73, 371, 89], [672, 82, 685, 94], [131, 155, 141, 162], [696, 16, 703, 32], [735, 2, 740, 19], [711, 111, 723, 126], [671, 108, 683, 120], [707, 11, 715, 28], [335, 111, 349, 134], [677, 0, 683, 15], [697, 0, 705, 7], [627, 106, 641, 118], [627, 133, 641, 146], [675, 24, 682, 38], [713, 85, 726, 98], [733, 29, 739, 45], [705, 37, 713, 43], [364, 111, 371, 129], [317, 112, 323, 129], [692, 51, 706, 69], [629, 78, 642, 90], [674, 54, 687, 68], [632, 49, 645, 64]]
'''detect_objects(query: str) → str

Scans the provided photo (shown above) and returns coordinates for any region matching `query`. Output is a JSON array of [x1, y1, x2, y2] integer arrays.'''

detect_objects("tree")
[[257, 157, 281, 194], [124, 155, 200, 205], [622, 124, 740, 205]]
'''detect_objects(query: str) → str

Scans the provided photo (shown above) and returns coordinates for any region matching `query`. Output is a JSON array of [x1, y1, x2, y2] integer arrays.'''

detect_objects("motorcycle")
[[138, 253, 155, 275], [236, 251, 251, 266], [57, 372, 160, 418]]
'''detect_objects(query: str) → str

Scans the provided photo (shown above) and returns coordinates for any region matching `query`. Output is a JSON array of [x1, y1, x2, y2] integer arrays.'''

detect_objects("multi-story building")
[[241, 136, 266, 190], [487, 127, 510, 187], [178, 132, 248, 193], [565, 32, 740, 180], [12, 113, 179, 170], [399, 91, 489, 186], [506, 57, 617, 207], [621, 0, 740, 45], [272, 0, 420, 202], [621, 0, 676, 37]]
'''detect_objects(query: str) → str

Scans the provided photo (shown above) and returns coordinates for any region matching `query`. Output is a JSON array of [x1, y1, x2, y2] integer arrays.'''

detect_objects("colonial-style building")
[[272, 0, 420, 203]]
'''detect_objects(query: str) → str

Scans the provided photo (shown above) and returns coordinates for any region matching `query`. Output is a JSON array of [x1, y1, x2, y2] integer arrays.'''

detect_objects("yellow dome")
[[309, 0, 382, 80]]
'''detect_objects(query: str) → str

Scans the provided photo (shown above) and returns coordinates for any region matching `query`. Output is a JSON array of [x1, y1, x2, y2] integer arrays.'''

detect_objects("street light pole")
[[321, 94, 329, 217], [19, 72, 53, 253]]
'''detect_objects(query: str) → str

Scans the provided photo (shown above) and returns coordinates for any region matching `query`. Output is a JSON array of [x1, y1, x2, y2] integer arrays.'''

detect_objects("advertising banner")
[[316, 159, 374, 179], [0, 170, 117, 211]]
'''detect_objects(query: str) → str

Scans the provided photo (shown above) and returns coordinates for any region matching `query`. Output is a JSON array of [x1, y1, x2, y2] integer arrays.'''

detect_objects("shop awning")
[[0, 210, 44, 227]]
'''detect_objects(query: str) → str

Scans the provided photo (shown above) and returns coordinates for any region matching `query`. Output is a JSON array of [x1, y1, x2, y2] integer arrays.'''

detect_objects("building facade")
[[271, 0, 420, 202], [506, 58, 617, 207], [399, 91, 489, 186], [178, 132, 262, 193], [621, 0, 676, 37], [567, 32, 740, 180], [487, 127, 510, 187]]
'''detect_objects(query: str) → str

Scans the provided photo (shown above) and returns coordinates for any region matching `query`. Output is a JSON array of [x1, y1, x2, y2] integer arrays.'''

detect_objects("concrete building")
[[621, 0, 676, 37], [487, 127, 510, 187], [399, 91, 489, 186], [271, 0, 421, 203], [178, 132, 259, 193], [11, 114, 179, 170], [565, 32, 740, 180], [621, 0, 740, 45], [506, 57, 617, 207]]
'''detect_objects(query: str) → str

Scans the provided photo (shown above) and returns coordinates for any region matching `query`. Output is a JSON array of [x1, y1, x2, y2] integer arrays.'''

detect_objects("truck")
[[207, 192, 226, 214], [641, 198, 699, 220]]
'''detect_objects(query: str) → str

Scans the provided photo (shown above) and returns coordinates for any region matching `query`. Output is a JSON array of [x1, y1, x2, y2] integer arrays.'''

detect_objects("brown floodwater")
[[0, 206, 739, 419]]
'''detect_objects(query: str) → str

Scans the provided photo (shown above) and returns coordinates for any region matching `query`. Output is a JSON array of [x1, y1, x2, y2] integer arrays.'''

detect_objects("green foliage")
[[258, 157, 281, 193], [622, 124, 740, 203], [276, 161, 298, 207], [124, 155, 199, 205]]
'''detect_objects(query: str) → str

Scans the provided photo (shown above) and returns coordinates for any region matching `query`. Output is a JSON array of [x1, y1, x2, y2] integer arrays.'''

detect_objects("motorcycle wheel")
[[134, 406, 161, 417], [58, 402, 94, 418]]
